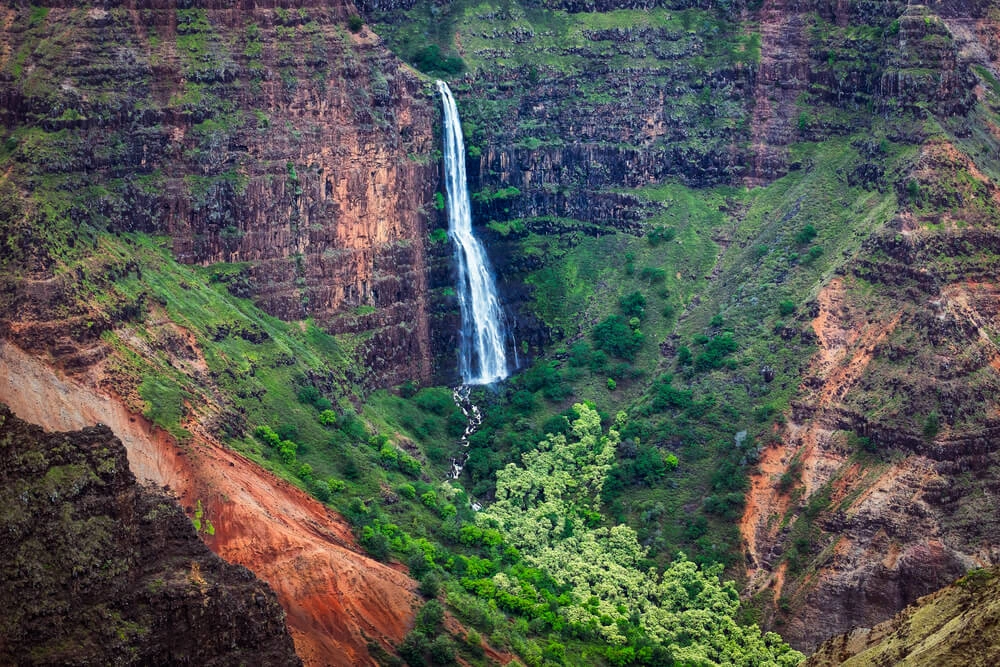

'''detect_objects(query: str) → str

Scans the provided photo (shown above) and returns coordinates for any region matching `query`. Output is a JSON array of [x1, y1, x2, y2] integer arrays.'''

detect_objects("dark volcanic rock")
[[0, 403, 301, 666]]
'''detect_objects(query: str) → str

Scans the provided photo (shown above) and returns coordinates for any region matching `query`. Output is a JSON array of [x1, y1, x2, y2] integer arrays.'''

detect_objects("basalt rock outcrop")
[[805, 566, 1000, 666], [0, 402, 301, 666], [0, 340, 423, 666], [0, 0, 449, 387]]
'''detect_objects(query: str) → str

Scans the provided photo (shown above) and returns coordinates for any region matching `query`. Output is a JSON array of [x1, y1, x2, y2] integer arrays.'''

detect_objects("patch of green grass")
[[139, 375, 190, 441]]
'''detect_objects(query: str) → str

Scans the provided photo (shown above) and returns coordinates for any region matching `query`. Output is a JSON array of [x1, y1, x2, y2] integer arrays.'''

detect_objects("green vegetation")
[[466, 405, 802, 664], [8, 0, 999, 662]]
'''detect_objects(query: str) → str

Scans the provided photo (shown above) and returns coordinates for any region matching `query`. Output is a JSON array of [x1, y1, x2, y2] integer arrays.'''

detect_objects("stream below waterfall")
[[448, 385, 483, 510]]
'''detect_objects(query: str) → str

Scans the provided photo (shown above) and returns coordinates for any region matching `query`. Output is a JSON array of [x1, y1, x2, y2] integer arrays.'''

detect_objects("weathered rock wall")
[[742, 139, 1000, 650], [0, 0, 450, 387]]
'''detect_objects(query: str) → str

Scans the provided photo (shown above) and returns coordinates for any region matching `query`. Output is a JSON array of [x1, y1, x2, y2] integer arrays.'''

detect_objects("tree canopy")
[[478, 404, 803, 665]]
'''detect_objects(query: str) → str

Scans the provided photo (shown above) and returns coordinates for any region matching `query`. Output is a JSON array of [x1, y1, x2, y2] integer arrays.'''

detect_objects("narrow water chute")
[[437, 81, 513, 385]]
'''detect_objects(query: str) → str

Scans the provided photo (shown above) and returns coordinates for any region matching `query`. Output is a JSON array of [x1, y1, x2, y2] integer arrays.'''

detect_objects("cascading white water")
[[437, 81, 513, 385]]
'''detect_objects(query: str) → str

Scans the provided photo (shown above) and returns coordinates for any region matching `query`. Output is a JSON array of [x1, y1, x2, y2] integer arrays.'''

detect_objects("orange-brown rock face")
[[745, 0, 811, 187], [0, 0, 443, 387], [0, 339, 420, 666], [741, 139, 1000, 651]]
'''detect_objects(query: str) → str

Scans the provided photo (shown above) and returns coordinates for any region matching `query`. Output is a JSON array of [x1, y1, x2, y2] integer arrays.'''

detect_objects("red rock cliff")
[[0, 0, 443, 387]]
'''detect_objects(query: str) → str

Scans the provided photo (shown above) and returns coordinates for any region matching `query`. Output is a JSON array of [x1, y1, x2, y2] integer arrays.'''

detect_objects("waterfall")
[[437, 81, 513, 385]]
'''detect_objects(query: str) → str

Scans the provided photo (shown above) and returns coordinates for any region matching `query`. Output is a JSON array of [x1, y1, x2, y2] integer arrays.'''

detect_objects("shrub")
[[360, 526, 390, 561], [568, 341, 591, 367], [606, 378, 617, 391], [428, 634, 456, 665], [398, 631, 428, 667], [588, 349, 609, 373], [347, 14, 363, 32], [794, 224, 817, 245], [399, 454, 422, 477], [778, 300, 796, 316], [704, 492, 745, 519], [620, 291, 646, 319], [923, 412, 940, 440], [379, 445, 399, 468], [592, 315, 643, 361], [652, 375, 693, 411], [312, 479, 330, 502], [676, 346, 692, 365], [278, 440, 297, 465], [417, 600, 445, 634], [297, 385, 331, 410], [412, 44, 464, 75], [511, 389, 535, 412], [254, 425, 280, 447], [647, 226, 676, 246], [276, 423, 298, 441], [418, 572, 441, 598], [318, 409, 337, 426], [398, 483, 416, 499], [465, 630, 484, 657], [693, 333, 738, 371], [415, 387, 455, 416], [640, 266, 667, 283], [541, 414, 570, 436]]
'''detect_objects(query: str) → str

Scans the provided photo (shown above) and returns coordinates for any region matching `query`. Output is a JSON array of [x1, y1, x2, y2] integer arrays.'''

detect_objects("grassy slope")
[[472, 139, 906, 569]]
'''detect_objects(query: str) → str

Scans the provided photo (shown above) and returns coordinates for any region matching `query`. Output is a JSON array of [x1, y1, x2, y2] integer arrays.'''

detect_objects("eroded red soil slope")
[[0, 340, 419, 666]]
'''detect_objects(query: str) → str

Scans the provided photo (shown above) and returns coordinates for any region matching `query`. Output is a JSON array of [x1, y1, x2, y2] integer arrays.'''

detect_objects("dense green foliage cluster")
[[473, 404, 803, 665]]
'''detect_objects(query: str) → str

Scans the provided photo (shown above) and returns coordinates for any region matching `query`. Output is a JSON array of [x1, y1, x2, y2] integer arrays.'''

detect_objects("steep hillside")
[[0, 340, 422, 666], [0, 0, 448, 388], [367, 0, 1000, 652], [805, 566, 1000, 666], [0, 402, 301, 666]]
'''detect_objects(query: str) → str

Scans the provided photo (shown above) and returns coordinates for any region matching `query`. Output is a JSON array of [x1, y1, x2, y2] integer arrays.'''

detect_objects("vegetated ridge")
[[0, 340, 422, 666]]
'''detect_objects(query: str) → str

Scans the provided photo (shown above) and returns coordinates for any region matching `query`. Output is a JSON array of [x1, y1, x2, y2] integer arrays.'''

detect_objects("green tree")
[[619, 291, 647, 319], [476, 404, 803, 664], [593, 315, 643, 361]]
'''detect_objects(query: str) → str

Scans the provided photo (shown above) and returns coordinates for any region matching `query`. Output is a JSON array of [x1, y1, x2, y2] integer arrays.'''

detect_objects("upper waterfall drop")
[[437, 81, 513, 385]]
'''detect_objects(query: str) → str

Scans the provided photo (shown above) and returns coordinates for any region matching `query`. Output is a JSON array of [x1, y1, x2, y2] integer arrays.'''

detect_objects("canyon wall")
[[736, 2, 1000, 650], [380, 0, 1000, 652], [0, 0, 453, 387]]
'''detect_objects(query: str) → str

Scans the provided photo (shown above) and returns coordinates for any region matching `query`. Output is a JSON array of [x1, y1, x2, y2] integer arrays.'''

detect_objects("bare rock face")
[[805, 566, 1000, 666], [0, 403, 301, 666], [0, 0, 445, 387]]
